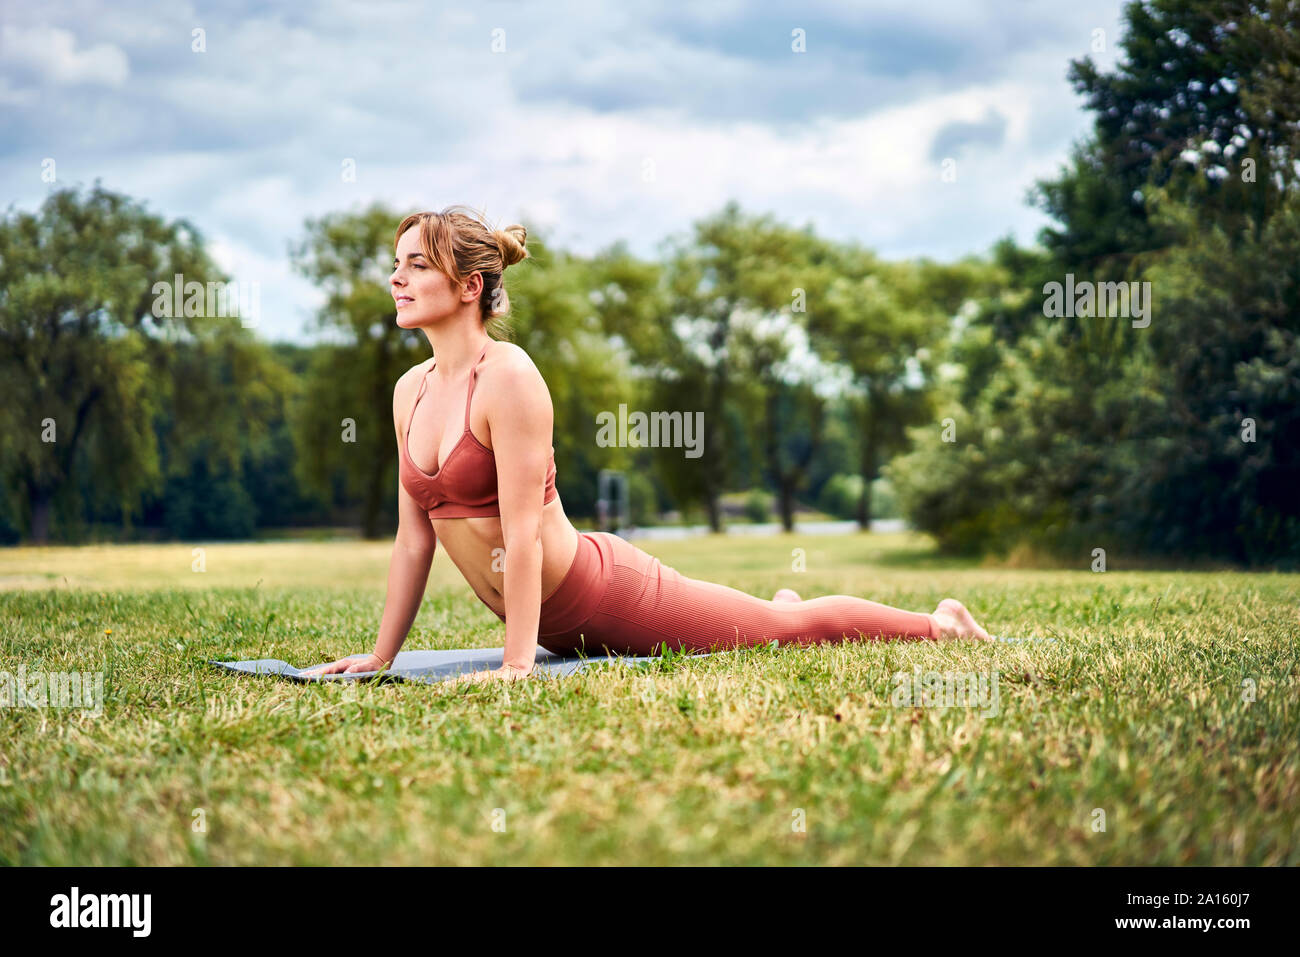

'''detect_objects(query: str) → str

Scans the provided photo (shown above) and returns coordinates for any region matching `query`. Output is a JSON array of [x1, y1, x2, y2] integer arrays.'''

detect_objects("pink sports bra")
[[398, 341, 558, 519]]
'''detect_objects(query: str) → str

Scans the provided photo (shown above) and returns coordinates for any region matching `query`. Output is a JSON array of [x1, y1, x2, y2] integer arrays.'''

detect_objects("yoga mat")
[[209, 647, 705, 685], [210, 635, 1051, 686]]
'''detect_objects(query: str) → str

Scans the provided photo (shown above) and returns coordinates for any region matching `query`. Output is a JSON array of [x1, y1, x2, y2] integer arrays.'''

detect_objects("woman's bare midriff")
[[429, 494, 579, 618]]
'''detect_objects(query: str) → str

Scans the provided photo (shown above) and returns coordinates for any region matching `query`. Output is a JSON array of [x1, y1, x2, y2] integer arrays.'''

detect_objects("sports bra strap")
[[464, 340, 492, 431], [406, 357, 436, 430]]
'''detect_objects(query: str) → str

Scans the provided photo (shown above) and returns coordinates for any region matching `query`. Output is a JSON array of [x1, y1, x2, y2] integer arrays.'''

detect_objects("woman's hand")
[[443, 662, 535, 688], [300, 653, 392, 678]]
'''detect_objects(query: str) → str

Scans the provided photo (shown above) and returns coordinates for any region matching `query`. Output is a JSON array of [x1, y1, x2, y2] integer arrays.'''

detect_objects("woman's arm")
[[370, 479, 437, 665], [303, 372, 436, 677], [488, 349, 555, 674]]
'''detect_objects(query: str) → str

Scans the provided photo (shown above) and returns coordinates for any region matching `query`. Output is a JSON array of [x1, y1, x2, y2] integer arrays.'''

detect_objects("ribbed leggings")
[[527, 531, 938, 657]]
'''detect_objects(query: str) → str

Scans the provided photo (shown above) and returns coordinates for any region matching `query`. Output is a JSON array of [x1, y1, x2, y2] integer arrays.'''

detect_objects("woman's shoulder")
[[480, 338, 530, 364], [483, 343, 543, 390]]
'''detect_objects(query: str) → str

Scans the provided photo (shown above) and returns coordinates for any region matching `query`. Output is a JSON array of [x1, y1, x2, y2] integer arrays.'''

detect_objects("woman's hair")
[[394, 204, 530, 340]]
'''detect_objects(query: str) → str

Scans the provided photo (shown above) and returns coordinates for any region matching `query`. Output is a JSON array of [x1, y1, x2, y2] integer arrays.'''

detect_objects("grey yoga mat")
[[209, 647, 702, 685], [210, 634, 1052, 686]]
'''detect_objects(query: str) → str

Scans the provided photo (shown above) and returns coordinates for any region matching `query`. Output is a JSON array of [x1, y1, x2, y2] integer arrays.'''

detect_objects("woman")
[[307, 206, 990, 686]]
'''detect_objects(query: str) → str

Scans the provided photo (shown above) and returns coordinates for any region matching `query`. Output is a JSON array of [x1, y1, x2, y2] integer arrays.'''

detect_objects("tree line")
[[0, 190, 966, 545]]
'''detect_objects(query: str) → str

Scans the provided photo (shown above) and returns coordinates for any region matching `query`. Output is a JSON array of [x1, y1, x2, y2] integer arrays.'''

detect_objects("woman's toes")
[[773, 588, 802, 603], [933, 598, 992, 641]]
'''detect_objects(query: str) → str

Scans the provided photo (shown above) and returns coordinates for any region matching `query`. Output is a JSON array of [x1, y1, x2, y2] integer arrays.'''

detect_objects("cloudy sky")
[[2, 0, 1125, 342]]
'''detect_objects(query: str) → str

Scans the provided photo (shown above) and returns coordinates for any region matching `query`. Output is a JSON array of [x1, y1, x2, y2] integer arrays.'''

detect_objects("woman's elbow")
[[394, 529, 436, 560], [502, 521, 542, 552]]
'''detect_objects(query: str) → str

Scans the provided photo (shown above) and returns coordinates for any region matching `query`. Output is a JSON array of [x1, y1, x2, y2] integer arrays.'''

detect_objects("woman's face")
[[390, 226, 479, 329]]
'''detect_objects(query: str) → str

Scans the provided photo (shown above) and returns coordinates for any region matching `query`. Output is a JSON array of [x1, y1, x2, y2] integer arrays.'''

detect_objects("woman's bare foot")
[[930, 598, 992, 641], [773, 588, 802, 603]]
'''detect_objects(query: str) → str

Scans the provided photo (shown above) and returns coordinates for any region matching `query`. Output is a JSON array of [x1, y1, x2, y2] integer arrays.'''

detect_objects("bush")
[[628, 471, 659, 526], [743, 489, 772, 523], [817, 473, 862, 520], [817, 473, 902, 522]]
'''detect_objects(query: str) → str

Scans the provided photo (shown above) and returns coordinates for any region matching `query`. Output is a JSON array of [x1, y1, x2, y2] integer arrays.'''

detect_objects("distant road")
[[608, 519, 908, 540]]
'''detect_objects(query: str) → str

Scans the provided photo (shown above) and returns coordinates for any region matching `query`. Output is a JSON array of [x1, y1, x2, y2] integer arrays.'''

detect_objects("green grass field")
[[1, 533, 1296, 865]]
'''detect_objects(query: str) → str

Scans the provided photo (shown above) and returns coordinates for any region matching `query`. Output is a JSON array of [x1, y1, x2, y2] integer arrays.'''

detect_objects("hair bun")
[[494, 224, 529, 267]]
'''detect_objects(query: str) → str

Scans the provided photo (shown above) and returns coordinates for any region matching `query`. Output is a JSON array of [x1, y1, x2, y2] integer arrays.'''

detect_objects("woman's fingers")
[[301, 655, 388, 678], [303, 658, 353, 677], [345, 655, 390, 674]]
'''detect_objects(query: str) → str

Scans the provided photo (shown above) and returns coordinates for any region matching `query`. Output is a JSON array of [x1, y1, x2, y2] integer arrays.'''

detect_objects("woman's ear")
[[461, 271, 484, 303]]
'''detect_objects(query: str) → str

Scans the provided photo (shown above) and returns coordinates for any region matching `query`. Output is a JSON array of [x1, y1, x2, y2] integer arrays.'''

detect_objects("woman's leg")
[[538, 532, 989, 658], [770, 589, 989, 642]]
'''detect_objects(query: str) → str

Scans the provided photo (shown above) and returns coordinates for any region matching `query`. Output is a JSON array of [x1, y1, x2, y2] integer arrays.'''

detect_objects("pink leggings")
[[523, 531, 937, 657]]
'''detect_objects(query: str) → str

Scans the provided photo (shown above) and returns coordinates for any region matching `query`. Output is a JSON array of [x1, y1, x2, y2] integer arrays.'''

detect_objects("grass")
[[0, 532, 1296, 865]]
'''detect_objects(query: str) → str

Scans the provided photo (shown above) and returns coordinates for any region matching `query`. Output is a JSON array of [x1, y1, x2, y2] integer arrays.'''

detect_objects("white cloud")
[[1, 25, 129, 87]]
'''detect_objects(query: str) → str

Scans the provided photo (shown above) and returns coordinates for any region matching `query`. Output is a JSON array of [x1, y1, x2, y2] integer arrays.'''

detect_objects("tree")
[[891, 0, 1300, 564], [1132, 191, 1300, 561], [1036, 0, 1300, 268], [802, 249, 966, 529], [289, 204, 429, 538], [0, 182, 281, 543], [651, 203, 796, 530]]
